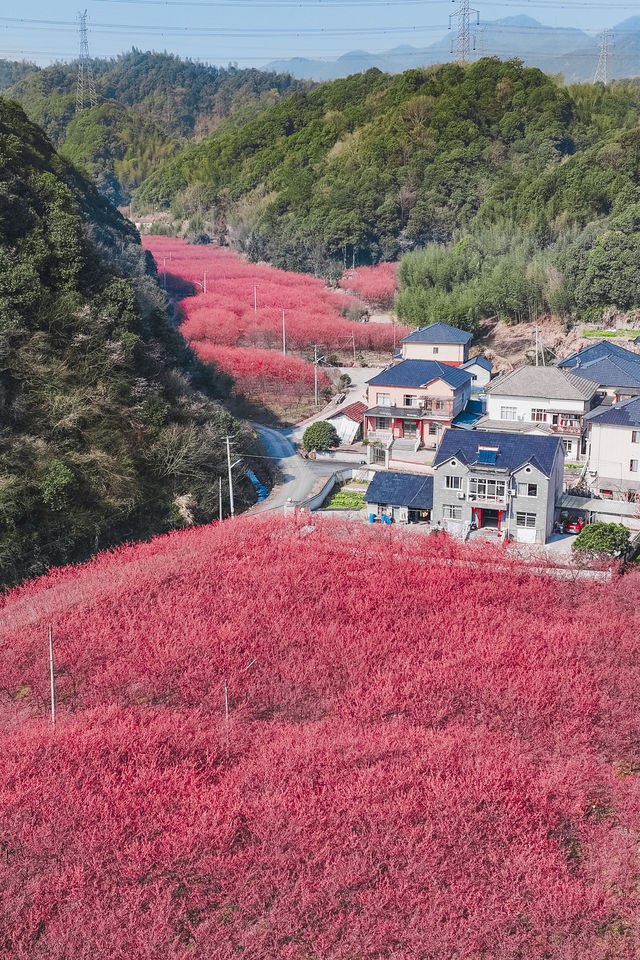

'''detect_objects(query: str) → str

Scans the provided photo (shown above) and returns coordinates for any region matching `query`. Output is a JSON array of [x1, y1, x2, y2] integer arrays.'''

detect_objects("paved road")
[[254, 424, 359, 512]]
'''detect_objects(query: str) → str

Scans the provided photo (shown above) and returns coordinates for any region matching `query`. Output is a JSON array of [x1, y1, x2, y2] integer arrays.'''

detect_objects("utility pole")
[[535, 325, 539, 367], [282, 309, 286, 356], [225, 436, 235, 518], [203, 271, 207, 294], [351, 331, 356, 365], [313, 345, 325, 406], [76, 9, 97, 112], [254, 285, 257, 314], [219, 476, 223, 522], [449, 0, 480, 63], [49, 624, 56, 727], [594, 29, 612, 85]]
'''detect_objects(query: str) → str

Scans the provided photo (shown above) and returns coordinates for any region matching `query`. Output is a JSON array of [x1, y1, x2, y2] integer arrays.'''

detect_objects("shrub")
[[573, 521, 631, 556], [40, 459, 73, 511], [302, 421, 340, 451]]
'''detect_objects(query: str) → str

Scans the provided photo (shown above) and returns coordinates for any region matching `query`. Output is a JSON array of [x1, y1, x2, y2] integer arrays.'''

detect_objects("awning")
[[558, 494, 639, 518]]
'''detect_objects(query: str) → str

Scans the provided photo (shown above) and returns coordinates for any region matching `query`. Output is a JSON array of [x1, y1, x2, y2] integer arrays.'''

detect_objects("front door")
[[481, 509, 500, 529]]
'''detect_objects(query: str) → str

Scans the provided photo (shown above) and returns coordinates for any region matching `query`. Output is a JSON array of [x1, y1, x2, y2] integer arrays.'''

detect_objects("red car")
[[564, 517, 585, 534]]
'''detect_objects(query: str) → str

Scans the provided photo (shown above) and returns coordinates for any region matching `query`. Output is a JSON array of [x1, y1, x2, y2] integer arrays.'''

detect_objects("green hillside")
[[0, 97, 258, 588], [135, 59, 640, 276], [3, 51, 309, 204]]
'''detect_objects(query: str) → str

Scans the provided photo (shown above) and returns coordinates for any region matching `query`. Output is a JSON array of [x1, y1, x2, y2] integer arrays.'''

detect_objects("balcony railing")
[[549, 423, 582, 437]]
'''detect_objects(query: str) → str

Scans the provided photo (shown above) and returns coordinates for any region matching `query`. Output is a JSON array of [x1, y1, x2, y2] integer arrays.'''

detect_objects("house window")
[[435, 400, 445, 411], [517, 482, 538, 498], [531, 409, 546, 422], [443, 504, 462, 520], [445, 476, 462, 490], [469, 478, 506, 501], [372, 447, 386, 464], [632, 431, 640, 444], [376, 417, 390, 430], [433, 347, 439, 355], [376, 393, 390, 406], [403, 395, 417, 407], [562, 439, 573, 455], [516, 512, 537, 529], [631, 459, 639, 473], [429, 422, 440, 436], [500, 406, 517, 421]]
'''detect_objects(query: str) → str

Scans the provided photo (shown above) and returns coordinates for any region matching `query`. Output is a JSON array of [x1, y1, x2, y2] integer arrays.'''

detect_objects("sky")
[[0, 0, 635, 69]]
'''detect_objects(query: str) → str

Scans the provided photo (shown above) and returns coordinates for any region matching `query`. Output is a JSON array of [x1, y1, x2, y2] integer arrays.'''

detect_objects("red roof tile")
[[328, 401, 367, 424]]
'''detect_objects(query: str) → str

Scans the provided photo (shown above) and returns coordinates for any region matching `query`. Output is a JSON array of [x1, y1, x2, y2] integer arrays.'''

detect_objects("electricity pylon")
[[449, 0, 480, 63], [593, 29, 612, 86], [76, 9, 97, 112]]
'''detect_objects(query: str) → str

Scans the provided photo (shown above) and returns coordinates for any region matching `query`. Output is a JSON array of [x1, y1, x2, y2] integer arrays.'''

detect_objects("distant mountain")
[[263, 16, 638, 84]]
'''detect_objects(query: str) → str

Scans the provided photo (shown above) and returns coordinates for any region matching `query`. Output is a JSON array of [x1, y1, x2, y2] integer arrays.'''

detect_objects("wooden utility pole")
[[49, 624, 55, 727], [226, 436, 235, 518], [282, 309, 286, 356]]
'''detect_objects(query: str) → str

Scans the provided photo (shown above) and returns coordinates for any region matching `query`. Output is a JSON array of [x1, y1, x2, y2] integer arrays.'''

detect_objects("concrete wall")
[[369, 379, 457, 409], [401, 342, 468, 364], [486, 393, 586, 422], [589, 422, 640, 486], [463, 361, 492, 388]]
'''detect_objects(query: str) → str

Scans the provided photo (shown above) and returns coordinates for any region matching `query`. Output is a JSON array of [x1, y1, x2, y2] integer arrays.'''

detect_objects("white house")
[[482, 366, 600, 461], [460, 355, 493, 389], [400, 321, 472, 365], [585, 396, 640, 498]]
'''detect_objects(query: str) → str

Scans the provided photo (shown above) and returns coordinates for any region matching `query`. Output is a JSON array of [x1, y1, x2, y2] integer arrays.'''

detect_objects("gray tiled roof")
[[433, 428, 563, 478], [401, 321, 473, 345], [586, 395, 640, 427], [364, 471, 433, 510], [564, 356, 640, 390], [367, 359, 472, 390], [484, 365, 599, 401]]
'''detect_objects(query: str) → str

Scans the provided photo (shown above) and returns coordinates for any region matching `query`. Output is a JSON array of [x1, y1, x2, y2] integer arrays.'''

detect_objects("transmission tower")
[[449, 0, 480, 63], [593, 29, 612, 85], [76, 9, 97, 112]]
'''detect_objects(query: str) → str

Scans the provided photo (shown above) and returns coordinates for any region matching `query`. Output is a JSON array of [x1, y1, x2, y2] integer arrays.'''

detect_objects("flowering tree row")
[[339, 262, 398, 309], [143, 237, 408, 354], [193, 343, 330, 403], [0, 515, 638, 959]]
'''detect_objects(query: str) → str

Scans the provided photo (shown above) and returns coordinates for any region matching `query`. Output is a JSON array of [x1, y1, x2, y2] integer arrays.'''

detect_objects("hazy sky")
[[0, 1, 633, 68]]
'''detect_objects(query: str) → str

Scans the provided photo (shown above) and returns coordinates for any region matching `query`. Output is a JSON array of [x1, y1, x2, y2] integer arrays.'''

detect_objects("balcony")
[[549, 422, 582, 437]]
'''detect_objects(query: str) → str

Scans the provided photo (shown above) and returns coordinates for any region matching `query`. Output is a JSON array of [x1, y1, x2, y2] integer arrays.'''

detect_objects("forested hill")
[[135, 59, 640, 273], [3, 51, 309, 205], [0, 97, 258, 588]]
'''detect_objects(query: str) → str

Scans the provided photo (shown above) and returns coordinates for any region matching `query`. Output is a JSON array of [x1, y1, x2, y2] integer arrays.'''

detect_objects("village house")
[[558, 341, 640, 401], [364, 471, 433, 524], [480, 366, 600, 461], [460, 354, 493, 389], [399, 321, 472, 365], [432, 429, 565, 544], [585, 396, 640, 499], [363, 359, 472, 470]]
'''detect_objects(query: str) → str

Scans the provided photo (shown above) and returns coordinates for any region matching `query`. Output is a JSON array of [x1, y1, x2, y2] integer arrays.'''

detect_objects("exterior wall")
[[402, 342, 468, 364], [485, 393, 586, 422], [589, 422, 640, 486], [328, 415, 361, 445], [368, 379, 457, 409], [463, 362, 492, 389]]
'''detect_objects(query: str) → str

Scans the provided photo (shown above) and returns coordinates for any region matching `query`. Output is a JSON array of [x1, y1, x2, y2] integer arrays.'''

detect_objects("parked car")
[[564, 517, 585, 534]]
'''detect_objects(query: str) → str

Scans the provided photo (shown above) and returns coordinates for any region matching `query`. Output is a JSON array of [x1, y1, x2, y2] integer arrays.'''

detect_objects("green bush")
[[572, 522, 631, 556], [302, 421, 340, 451], [40, 460, 73, 511]]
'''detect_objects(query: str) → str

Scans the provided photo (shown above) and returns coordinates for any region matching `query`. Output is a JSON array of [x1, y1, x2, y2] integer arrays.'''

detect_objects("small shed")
[[364, 470, 433, 524], [325, 401, 367, 445], [460, 355, 493, 389]]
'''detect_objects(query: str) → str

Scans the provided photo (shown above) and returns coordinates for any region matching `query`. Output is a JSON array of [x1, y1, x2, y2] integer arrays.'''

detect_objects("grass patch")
[[325, 486, 367, 510], [583, 329, 640, 338]]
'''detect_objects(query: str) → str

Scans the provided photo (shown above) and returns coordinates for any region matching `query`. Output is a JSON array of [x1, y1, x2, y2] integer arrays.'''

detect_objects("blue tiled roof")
[[587, 396, 640, 427], [565, 356, 640, 389], [401, 321, 473, 345], [367, 359, 472, 389], [461, 355, 493, 372], [433, 429, 562, 478], [364, 471, 433, 510], [559, 341, 640, 382]]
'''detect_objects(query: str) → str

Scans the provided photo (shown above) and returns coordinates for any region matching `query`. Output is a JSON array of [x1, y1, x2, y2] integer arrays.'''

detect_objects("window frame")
[[445, 475, 462, 490], [517, 482, 538, 498], [376, 392, 390, 406], [631, 459, 639, 473], [443, 504, 463, 520], [516, 512, 537, 529], [403, 394, 417, 407], [500, 406, 517, 421], [531, 409, 546, 423], [375, 417, 390, 431]]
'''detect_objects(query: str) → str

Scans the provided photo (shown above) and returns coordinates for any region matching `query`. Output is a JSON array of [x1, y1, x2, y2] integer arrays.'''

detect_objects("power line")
[[76, 9, 97, 111]]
